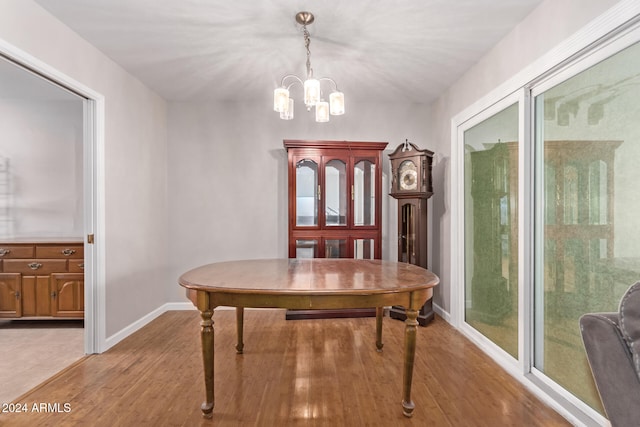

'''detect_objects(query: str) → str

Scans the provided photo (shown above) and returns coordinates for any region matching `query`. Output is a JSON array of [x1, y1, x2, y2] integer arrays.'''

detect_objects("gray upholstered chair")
[[579, 281, 640, 427]]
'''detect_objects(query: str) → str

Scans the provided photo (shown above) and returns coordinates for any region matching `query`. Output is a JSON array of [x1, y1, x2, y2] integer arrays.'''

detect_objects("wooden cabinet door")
[[0, 273, 21, 318], [21, 276, 52, 316], [51, 273, 84, 318]]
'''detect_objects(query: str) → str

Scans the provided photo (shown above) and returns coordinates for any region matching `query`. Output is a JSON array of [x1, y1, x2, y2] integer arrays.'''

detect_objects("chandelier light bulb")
[[315, 101, 330, 122], [273, 87, 289, 113], [304, 78, 320, 108], [280, 98, 294, 120], [329, 91, 345, 115]]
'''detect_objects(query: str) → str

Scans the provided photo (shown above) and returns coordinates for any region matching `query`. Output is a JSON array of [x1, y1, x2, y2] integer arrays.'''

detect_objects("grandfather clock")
[[389, 140, 434, 326]]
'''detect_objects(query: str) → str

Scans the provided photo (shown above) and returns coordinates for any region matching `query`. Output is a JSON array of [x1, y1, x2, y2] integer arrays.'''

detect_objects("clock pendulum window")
[[388, 140, 435, 326]]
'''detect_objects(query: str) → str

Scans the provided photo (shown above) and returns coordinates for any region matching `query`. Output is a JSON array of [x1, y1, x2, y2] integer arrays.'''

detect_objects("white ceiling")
[[31, 0, 543, 105]]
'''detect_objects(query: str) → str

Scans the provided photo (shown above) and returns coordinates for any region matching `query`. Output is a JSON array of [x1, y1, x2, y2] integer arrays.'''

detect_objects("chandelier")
[[273, 11, 345, 123]]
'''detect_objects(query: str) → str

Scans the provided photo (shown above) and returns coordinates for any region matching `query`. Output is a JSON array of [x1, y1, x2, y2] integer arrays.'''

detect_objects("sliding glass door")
[[464, 102, 519, 359], [533, 39, 640, 413], [459, 28, 640, 420]]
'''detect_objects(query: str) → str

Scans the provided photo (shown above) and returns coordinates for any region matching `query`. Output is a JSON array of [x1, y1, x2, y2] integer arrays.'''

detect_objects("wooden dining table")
[[178, 258, 439, 419]]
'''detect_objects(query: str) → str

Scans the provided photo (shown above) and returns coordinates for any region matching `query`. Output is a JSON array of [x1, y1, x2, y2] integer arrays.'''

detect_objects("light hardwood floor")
[[0, 310, 571, 426]]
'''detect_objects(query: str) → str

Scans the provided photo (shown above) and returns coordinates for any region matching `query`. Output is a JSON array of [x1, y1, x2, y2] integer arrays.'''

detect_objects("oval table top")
[[179, 258, 439, 296]]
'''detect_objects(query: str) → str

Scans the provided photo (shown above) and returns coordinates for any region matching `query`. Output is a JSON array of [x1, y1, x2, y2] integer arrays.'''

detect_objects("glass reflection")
[[325, 239, 346, 258], [400, 204, 416, 264], [354, 239, 374, 259], [354, 160, 376, 226], [534, 40, 640, 413], [296, 240, 317, 258], [325, 160, 347, 226], [464, 102, 519, 359]]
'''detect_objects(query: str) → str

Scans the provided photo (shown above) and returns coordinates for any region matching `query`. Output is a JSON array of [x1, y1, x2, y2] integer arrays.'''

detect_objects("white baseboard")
[[433, 302, 451, 323], [101, 302, 237, 351], [102, 304, 168, 351]]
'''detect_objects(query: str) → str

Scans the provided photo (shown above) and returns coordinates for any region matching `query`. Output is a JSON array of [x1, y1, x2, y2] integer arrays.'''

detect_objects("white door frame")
[[0, 39, 106, 354]]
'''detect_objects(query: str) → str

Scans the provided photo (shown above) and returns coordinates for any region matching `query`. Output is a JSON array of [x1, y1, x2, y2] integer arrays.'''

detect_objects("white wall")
[[166, 101, 430, 302], [0, 99, 83, 238], [426, 0, 619, 313], [0, 0, 169, 340]]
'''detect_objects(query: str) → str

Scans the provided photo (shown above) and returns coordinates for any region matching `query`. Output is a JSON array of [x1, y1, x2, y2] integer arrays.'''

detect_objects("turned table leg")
[[375, 306, 384, 351], [199, 307, 215, 418], [402, 308, 419, 417], [236, 307, 244, 354]]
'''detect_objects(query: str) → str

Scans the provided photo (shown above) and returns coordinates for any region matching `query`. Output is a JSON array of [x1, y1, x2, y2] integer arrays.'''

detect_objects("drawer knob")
[[28, 262, 43, 270], [62, 249, 76, 256], [78, 263, 85, 270], [0, 248, 10, 256]]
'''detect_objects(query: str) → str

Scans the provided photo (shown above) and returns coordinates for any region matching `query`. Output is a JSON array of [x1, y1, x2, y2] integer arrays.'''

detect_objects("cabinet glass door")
[[296, 159, 318, 226], [400, 203, 416, 264], [354, 160, 376, 226], [325, 159, 347, 226], [295, 239, 318, 258], [354, 239, 375, 259], [325, 239, 347, 258]]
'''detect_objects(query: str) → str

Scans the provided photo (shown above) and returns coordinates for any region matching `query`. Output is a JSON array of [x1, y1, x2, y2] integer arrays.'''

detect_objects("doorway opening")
[[0, 48, 100, 402]]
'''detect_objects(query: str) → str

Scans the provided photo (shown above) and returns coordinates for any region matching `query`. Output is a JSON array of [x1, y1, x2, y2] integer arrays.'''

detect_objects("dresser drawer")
[[68, 260, 85, 273], [0, 244, 35, 259], [35, 245, 83, 259], [3, 259, 68, 275]]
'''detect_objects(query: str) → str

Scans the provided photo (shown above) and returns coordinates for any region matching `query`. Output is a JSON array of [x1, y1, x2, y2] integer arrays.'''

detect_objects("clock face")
[[398, 160, 418, 191]]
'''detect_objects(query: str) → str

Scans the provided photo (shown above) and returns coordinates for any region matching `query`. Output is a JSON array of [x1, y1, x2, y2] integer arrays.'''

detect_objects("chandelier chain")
[[303, 25, 313, 79]]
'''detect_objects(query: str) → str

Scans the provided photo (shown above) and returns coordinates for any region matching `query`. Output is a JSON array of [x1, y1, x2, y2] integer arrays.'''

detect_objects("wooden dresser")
[[0, 241, 84, 319]]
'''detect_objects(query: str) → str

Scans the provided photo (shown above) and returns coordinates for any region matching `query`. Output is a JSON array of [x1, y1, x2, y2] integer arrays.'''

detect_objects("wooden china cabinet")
[[284, 140, 387, 319]]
